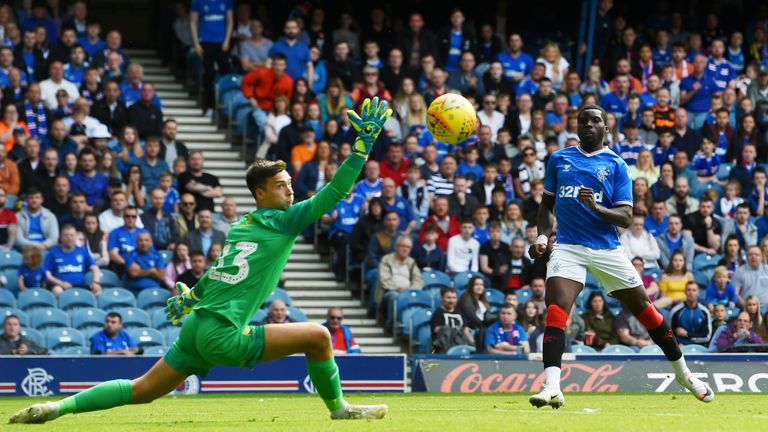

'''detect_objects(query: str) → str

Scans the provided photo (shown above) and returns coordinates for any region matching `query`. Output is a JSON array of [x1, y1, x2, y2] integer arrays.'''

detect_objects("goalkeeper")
[[10, 98, 393, 424]]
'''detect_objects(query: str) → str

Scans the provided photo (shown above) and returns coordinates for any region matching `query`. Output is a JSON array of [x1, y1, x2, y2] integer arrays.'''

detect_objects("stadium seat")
[[20, 327, 45, 347], [394, 290, 433, 335], [0, 250, 22, 270], [681, 344, 708, 353], [516, 288, 532, 303], [55, 346, 89, 355], [250, 309, 268, 325], [1, 307, 30, 326], [726, 307, 741, 319], [137, 288, 171, 312], [263, 288, 293, 308], [286, 307, 308, 322], [422, 270, 452, 290], [484, 288, 505, 309], [161, 326, 180, 344], [693, 254, 720, 272], [144, 346, 170, 356], [412, 321, 432, 354], [0, 269, 19, 293], [401, 306, 428, 337], [585, 273, 600, 290], [446, 344, 476, 356], [152, 309, 176, 330], [114, 307, 151, 329], [644, 268, 662, 281], [156, 250, 173, 267], [127, 327, 165, 348], [716, 163, 733, 181], [572, 344, 597, 353], [601, 344, 636, 354], [639, 344, 663, 354], [87, 269, 121, 288], [58, 288, 97, 311], [0, 288, 15, 308], [452, 271, 490, 292], [423, 286, 443, 306], [70, 307, 106, 336], [31, 308, 70, 330], [46, 327, 85, 350], [18, 288, 56, 312], [693, 271, 710, 288], [216, 73, 243, 122], [99, 288, 136, 310]]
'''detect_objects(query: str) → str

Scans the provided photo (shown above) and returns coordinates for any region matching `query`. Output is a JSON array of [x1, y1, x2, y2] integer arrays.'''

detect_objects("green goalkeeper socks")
[[306, 358, 346, 414], [57, 379, 133, 415]]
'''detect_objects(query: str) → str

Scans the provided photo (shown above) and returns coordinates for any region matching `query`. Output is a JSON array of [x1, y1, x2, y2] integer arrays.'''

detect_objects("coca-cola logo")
[[439, 362, 625, 393]]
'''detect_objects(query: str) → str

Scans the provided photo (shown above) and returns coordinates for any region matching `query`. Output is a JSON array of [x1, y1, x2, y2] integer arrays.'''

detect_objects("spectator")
[[125, 231, 166, 293], [290, 126, 317, 174], [621, 214, 661, 269], [719, 235, 745, 278], [79, 20, 107, 61], [683, 196, 722, 255], [427, 154, 458, 199], [614, 305, 654, 350], [119, 64, 162, 108], [0, 315, 48, 355], [183, 209, 225, 257], [514, 147, 545, 199], [351, 66, 391, 109], [380, 177, 416, 235], [213, 196, 240, 235], [732, 246, 768, 305], [630, 256, 660, 303], [99, 191, 141, 233], [728, 146, 758, 201], [268, 19, 312, 85], [90, 312, 139, 355], [397, 164, 430, 221], [177, 151, 222, 212], [159, 119, 188, 168], [483, 60, 516, 97], [240, 18, 273, 72], [601, 73, 630, 121], [670, 281, 713, 345], [0, 146, 19, 196], [0, 187, 17, 250], [484, 303, 529, 355], [581, 291, 618, 350], [241, 53, 293, 148], [62, 45, 88, 86], [447, 176, 479, 220], [40, 117, 76, 159], [645, 199, 669, 236], [411, 222, 447, 272], [44, 224, 101, 296], [17, 246, 46, 291], [15, 188, 58, 251], [323, 307, 361, 355], [91, 80, 128, 136], [2, 68, 28, 119], [17, 137, 41, 193], [80, 213, 109, 267], [519, 299, 543, 337], [13, 29, 46, 82], [137, 137, 170, 193], [322, 189, 364, 282], [127, 83, 163, 139], [446, 218, 480, 273], [366, 211, 401, 269], [471, 163, 503, 206], [177, 250, 206, 288], [721, 203, 758, 249], [59, 192, 88, 230], [398, 12, 437, 74], [431, 287, 473, 353], [679, 55, 717, 130], [190, 0, 233, 116], [45, 175, 71, 218], [380, 142, 410, 187], [478, 221, 510, 289], [705, 266, 738, 310], [264, 299, 294, 324], [656, 214, 694, 271], [39, 61, 80, 110], [506, 237, 533, 291], [447, 51, 484, 96], [163, 242, 190, 291], [714, 311, 764, 351], [0, 104, 30, 157], [477, 94, 505, 141], [69, 147, 108, 208], [107, 205, 145, 272], [746, 66, 768, 123], [375, 236, 423, 325], [354, 160, 382, 199], [142, 188, 180, 251], [419, 196, 460, 252]]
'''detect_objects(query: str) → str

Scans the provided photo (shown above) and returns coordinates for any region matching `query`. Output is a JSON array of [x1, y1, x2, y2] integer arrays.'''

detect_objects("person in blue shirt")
[[62, 45, 88, 86], [268, 20, 313, 88], [726, 32, 745, 75], [380, 177, 416, 234], [107, 206, 146, 273], [354, 160, 383, 199], [322, 191, 365, 282], [706, 40, 734, 92], [529, 104, 714, 408], [457, 146, 484, 183], [484, 303, 529, 355], [21, 3, 58, 46], [190, 0, 233, 116], [78, 23, 107, 58], [43, 224, 102, 297], [125, 232, 166, 293], [69, 148, 109, 208], [600, 74, 630, 121], [90, 312, 139, 355], [472, 206, 490, 245], [614, 122, 644, 165], [679, 55, 718, 130], [496, 33, 534, 88], [670, 281, 713, 345], [17, 246, 46, 290], [691, 136, 720, 184], [137, 138, 170, 193], [705, 266, 738, 309], [516, 62, 545, 96], [645, 200, 669, 237], [119, 64, 163, 108]]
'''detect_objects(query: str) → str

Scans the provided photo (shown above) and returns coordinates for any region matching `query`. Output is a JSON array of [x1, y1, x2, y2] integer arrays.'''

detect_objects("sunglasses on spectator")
[[328, 316, 343, 320], [484, 100, 496, 105], [124, 214, 137, 219]]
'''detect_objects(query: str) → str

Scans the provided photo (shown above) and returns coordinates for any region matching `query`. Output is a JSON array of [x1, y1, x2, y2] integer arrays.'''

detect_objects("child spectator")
[[412, 223, 447, 272], [705, 266, 738, 310], [159, 171, 180, 214], [446, 218, 480, 273], [17, 247, 46, 291], [691, 136, 719, 185]]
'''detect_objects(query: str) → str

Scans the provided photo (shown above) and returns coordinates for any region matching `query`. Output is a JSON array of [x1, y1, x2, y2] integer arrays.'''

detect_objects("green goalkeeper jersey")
[[191, 154, 365, 328]]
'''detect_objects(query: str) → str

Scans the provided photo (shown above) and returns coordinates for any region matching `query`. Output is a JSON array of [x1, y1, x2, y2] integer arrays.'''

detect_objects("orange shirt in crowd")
[[0, 157, 20, 195], [291, 142, 317, 173], [241, 67, 294, 112], [0, 121, 31, 152]]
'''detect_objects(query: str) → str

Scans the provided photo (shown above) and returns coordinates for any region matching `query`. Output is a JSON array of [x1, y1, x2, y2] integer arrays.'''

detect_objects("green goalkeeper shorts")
[[164, 308, 266, 377]]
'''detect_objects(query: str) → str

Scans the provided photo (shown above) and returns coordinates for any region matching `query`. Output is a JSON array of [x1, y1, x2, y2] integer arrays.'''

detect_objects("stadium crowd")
[[2, 0, 768, 356]]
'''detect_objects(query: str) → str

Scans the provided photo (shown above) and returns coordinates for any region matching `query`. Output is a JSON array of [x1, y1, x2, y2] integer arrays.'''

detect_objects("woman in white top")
[[537, 43, 570, 90], [629, 149, 660, 185], [620, 215, 661, 269], [257, 94, 291, 159]]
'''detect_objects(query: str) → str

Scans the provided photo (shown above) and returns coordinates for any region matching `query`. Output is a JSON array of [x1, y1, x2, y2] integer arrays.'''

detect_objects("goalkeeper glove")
[[164, 282, 200, 326], [347, 96, 393, 157]]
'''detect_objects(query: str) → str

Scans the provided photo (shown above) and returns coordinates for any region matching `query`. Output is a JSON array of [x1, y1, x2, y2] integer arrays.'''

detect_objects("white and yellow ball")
[[426, 93, 478, 145]]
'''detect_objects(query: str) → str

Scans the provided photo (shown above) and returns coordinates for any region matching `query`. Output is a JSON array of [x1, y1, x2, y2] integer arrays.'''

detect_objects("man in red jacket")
[[379, 142, 409, 186], [241, 53, 294, 150], [419, 195, 460, 252]]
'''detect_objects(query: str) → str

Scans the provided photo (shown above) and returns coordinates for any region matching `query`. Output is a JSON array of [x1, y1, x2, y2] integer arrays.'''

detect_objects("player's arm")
[[578, 187, 633, 228], [529, 193, 554, 259]]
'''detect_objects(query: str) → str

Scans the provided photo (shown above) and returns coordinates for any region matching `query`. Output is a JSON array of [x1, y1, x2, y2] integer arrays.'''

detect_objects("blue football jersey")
[[543, 146, 633, 250]]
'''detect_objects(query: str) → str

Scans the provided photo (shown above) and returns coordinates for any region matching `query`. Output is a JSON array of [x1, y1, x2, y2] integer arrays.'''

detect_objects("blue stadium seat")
[[644, 268, 662, 281], [585, 273, 600, 290], [216, 74, 243, 121], [161, 326, 180, 344], [156, 250, 173, 267], [127, 328, 165, 348], [422, 270, 452, 290], [55, 346, 89, 355], [20, 327, 45, 347], [0, 269, 19, 293], [452, 271, 490, 292], [639, 344, 663, 354], [484, 288, 505, 309], [726, 307, 741, 319], [46, 327, 85, 350], [87, 269, 121, 288], [263, 288, 293, 308], [693, 271, 710, 288], [152, 309, 176, 330], [407, 308, 433, 337], [412, 321, 432, 354], [0, 250, 22, 270], [423, 286, 443, 306], [31, 308, 70, 330], [250, 309, 268, 325], [681, 344, 709, 353], [601, 344, 636, 354], [394, 290, 433, 335], [18, 288, 56, 312], [144, 346, 170, 356], [58, 288, 97, 311], [1, 307, 30, 326], [137, 288, 171, 312], [0, 288, 14, 308], [446, 344, 476, 356], [286, 307, 308, 322], [400, 306, 428, 337], [98, 288, 136, 310], [516, 288, 532, 303], [572, 344, 597, 353], [693, 254, 720, 272], [716, 163, 734, 181], [114, 307, 151, 329], [70, 307, 106, 336]]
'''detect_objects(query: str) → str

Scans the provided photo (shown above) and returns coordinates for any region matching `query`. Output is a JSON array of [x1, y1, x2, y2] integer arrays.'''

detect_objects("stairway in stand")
[[128, 49, 402, 354]]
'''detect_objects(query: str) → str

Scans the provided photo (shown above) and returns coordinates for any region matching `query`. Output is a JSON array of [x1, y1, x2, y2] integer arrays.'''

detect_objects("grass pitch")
[[2, 393, 766, 432]]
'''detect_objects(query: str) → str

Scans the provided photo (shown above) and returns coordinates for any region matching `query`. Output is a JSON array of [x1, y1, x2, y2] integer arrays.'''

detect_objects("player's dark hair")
[[577, 104, 607, 124], [2, 314, 19, 325], [753, 167, 766, 178], [715, 107, 730, 116], [190, 250, 206, 259], [459, 216, 473, 225], [664, 250, 687, 275], [699, 194, 714, 204], [736, 202, 751, 212], [631, 256, 644, 265], [423, 223, 439, 235], [501, 302, 517, 312], [273, 53, 288, 62], [246, 159, 288, 199], [106, 312, 122, 322], [489, 220, 502, 230], [440, 286, 456, 298]]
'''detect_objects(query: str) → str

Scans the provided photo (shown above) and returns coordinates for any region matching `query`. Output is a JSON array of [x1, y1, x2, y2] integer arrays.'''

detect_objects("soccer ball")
[[426, 93, 478, 145]]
